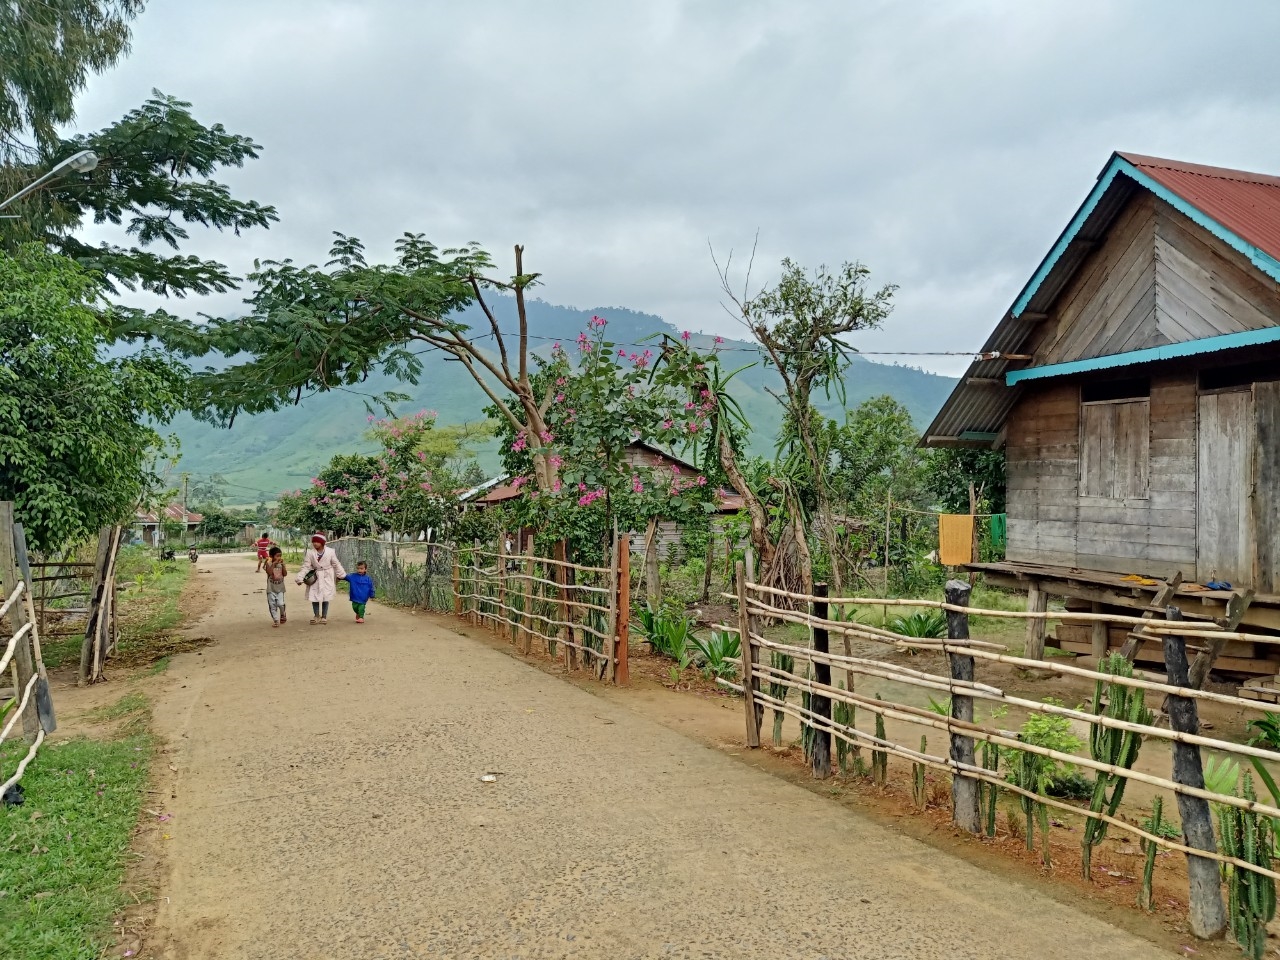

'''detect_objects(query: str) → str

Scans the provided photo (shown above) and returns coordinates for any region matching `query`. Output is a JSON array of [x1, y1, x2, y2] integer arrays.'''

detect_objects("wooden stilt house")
[[925, 152, 1280, 677]]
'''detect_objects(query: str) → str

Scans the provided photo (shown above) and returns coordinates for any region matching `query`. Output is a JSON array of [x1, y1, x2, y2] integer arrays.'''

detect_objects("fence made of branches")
[[0, 502, 57, 802], [723, 567, 1280, 956], [454, 535, 631, 684], [331, 537, 458, 614]]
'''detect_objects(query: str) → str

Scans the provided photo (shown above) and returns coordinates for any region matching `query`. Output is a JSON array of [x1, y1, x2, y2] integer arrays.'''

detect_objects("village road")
[[147, 553, 1169, 959]]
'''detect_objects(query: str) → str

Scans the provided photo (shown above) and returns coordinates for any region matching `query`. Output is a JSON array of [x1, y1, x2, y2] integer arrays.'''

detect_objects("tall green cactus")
[[1082, 654, 1153, 879], [912, 736, 927, 808], [872, 703, 887, 786], [981, 741, 1000, 837], [767, 651, 794, 748], [1218, 774, 1277, 960], [833, 683, 854, 775], [1139, 795, 1164, 912]]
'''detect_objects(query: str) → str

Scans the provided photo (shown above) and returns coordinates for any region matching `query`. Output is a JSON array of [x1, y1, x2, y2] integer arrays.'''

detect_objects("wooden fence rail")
[[727, 573, 1280, 945], [452, 536, 630, 684]]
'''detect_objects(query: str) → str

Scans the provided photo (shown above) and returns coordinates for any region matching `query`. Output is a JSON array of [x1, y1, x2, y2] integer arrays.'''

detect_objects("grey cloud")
[[71, 0, 1280, 376]]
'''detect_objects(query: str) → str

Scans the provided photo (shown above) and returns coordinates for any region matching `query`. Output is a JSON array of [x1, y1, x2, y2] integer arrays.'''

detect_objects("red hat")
[[311, 533, 327, 544]]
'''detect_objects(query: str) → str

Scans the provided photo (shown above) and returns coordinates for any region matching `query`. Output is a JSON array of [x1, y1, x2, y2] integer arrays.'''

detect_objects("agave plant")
[[690, 629, 741, 680], [889, 610, 947, 640]]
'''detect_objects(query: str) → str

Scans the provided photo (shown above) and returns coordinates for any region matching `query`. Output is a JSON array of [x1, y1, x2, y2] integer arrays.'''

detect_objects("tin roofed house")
[[924, 153, 1280, 681]]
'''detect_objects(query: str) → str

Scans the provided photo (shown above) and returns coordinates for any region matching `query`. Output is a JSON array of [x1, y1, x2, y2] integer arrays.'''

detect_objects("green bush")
[[690, 629, 741, 680], [888, 610, 947, 639]]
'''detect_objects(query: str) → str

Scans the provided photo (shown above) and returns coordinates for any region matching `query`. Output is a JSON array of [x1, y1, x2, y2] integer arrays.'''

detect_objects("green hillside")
[[170, 298, 958, 504]]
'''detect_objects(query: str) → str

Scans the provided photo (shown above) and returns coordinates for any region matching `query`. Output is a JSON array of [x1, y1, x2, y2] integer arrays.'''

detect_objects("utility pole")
[[181, 474, 190, 545]]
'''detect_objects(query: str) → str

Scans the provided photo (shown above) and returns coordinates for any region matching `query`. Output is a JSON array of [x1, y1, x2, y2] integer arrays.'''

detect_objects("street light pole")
[[0, 149, 98, 214]]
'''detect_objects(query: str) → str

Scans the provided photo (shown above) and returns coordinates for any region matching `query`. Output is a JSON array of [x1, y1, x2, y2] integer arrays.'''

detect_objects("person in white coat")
[[295, 533, 347, 624]]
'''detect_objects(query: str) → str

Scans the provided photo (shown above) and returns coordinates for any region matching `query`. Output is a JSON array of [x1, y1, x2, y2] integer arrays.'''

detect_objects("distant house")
[[134, 504, 203, 546], [924, 152, 1280, 670], [459, 440, 744, 555]]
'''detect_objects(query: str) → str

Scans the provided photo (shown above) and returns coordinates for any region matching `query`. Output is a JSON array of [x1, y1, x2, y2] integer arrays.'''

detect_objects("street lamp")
[[0, 149, 98, 214]]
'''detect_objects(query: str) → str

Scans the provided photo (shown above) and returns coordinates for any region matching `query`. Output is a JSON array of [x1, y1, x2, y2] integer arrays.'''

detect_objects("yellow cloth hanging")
[[938, 514, 975, 566]]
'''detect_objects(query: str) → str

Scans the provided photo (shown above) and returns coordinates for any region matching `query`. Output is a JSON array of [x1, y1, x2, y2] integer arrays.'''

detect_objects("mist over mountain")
[[168, 297, 957, 504]]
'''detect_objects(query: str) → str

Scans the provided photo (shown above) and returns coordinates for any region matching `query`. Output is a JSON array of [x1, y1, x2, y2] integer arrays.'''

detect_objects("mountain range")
[[167, 298, 958, 505]]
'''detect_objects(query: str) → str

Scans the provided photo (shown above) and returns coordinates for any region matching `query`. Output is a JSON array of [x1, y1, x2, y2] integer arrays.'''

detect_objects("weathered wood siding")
[[1197, 390, 1254, 584], [1006, 374, 1197, 578], [1256, 382, 1280, 594]]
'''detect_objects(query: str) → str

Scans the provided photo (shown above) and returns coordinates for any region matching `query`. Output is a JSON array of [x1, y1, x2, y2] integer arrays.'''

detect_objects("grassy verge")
[[112, 549, 193, 667], [0, 695, 152, 959]]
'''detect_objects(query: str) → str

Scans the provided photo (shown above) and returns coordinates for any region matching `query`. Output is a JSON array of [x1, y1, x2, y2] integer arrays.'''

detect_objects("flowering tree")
[[489, 318, 720, 562], [275, 411, 453, 538]]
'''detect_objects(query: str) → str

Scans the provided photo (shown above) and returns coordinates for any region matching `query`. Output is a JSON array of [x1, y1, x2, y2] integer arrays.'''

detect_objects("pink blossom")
[[555, 393, 565, 403], [618, 349, 627, 358], [555, 377, 566, 386], [714, 335, 725, 345], [552, 479, 563, 493], [685, 401, 696, 410], [549, 455, 564, 469], [540, 430, 554, 443], [512, 431, 528, 452], [681, 330, 691, 341], [631, 475, 644, 494], [512, 476, 527, 489], [697, 475, 708, 486], [662, 419, 674, 430], [578, 482, 587, 492], [688, 422, 700, 433]]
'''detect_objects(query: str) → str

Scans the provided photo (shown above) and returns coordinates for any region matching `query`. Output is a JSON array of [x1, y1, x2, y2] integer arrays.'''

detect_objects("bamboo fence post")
[[522, 537, 535, 655], [555, 539, 574, 671], [737, 560, 761, 748], [452, 550, 462, 618], [1162, 607, 1227, 941], [498, 536, 509, 642], [811, 583, 832, 779], [1090, 601, 1108, 658], [617, 536, 630, 684], [78, 527, 112, 685], [470, 540, 480, 627], [946, 579, 981, 834], [0, 503, 38, 740], [12, 523, 54, 734]]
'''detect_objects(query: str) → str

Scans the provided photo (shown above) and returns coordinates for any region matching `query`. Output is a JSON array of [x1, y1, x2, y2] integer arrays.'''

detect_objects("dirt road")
[[146, 553, 1171, 959]]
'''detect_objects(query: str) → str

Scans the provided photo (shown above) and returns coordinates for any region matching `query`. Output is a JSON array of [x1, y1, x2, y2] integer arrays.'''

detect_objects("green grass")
[[113, 554, 192, 666], [85, 692, 148, 724], [0, 732, 153, 959], [147, 656, 171, 675]]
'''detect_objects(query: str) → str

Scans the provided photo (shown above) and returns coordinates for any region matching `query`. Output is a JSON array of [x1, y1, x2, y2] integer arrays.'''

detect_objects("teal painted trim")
[[959, 430, 999, 442], [1005, 326, 1280, 385], [1010, 155, 1280, 318], [1011, 162, 1126, 317], [1118, 159, 1280, 283]]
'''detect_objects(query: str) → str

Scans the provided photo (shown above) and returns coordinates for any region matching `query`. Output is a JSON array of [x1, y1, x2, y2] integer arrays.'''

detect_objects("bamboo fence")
[[453, 536, 629, 683], [331, 537, 457, 614], [0, 502, 56, 798], [723, 570, 1280, 923]]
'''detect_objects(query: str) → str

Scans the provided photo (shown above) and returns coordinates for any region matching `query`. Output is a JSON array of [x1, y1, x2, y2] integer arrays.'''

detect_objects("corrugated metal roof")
[[923, 152, 1280, 445], [1121, 153, 1280, 265]]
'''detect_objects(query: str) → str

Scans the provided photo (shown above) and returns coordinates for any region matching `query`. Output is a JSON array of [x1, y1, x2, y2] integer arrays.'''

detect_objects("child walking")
[[346, 561, 376, 623], [264, 546, 288, 627]]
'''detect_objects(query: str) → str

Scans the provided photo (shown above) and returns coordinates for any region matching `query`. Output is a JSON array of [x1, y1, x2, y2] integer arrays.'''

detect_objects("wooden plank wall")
[[1254, 381, 1280, 594], [1006, 374, 1196, 577]]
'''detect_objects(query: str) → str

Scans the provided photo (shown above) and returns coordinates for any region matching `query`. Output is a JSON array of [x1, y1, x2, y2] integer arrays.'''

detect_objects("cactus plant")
[[981, 741, 1000, 837], [1082, 654, 1153, 880], [1217, 774, 1276, 959], [767, 651, 794, 748], [832, 685, 855, 774], [1139, 795, 1165, 912], [912, 736, 927, 808], [872, 701, 887, 786]]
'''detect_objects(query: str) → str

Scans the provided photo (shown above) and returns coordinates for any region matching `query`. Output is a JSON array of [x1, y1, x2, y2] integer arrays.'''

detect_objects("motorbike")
[[160, 548, 175, 561], [188, 547, 199, 563]]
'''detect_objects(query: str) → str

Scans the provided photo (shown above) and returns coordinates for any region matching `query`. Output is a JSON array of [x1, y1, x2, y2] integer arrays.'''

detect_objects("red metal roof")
[[1120, 152, 1280, 262]]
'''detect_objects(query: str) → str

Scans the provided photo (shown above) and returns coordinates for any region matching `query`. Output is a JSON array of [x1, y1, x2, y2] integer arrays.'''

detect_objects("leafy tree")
[[0, 0, 142, 160], [190, 473, 228, 509], [926, 447, 1006, 514], [196, 507, 242, 542], [718, 254, 896, 592], [1, 92, 277, 299], [0, 245, 185, 552]]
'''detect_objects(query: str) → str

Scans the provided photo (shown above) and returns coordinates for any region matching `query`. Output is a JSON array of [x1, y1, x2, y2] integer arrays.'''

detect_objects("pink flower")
[[511, 476, 527, 489], [552, 479, 563, 493], [578, 482, 587, 492], [555, 393, 565, 403], [512, 431, 528, 452], [631, 475, 644, 494], [697, 475, 708, 486], [549, 455, 564, 469], [681, 330, 691, 341], [714, 335, 725, 345], [618, 349, 627, 357], [662, 419, 674, 430], [688, 422, 700, 433], [540, 430, 554, 443], [555, 377, 566, 386]]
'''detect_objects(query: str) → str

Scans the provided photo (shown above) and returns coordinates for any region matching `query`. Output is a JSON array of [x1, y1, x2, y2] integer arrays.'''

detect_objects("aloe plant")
[[889, 610, 947, 639], [767, 652, 795, 748], [690, 629, 741, 680]]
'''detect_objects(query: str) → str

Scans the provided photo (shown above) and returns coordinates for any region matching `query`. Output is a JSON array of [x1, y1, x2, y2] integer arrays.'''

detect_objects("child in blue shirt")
[[346, 561, 376, 623]]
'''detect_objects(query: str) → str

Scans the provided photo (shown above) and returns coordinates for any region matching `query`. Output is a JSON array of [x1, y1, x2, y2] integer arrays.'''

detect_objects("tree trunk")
[[717, 428, 775, 573], [643, 518, 661, 609]]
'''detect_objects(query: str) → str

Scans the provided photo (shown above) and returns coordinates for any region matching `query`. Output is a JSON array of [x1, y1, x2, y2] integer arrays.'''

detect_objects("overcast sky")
[[74, 0, 1280, 376]]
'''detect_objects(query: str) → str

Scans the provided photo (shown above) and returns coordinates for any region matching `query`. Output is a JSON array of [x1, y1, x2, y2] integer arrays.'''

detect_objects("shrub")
[[689, 629, 741, 680], [888, 610, 947, 639]]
